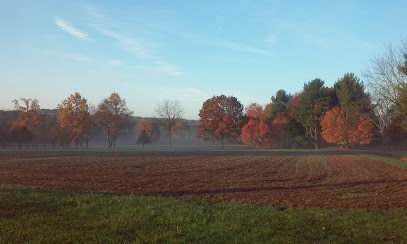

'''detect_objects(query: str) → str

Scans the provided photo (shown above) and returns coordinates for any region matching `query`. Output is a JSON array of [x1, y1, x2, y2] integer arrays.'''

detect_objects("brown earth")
[[1, 150, 407, 208]]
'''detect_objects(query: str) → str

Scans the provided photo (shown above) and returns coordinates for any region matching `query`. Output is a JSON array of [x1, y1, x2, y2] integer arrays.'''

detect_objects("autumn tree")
[[241, 119, 272, 147], [245, 103, 272, 122], [11, 98, 42, 148], [245, 103, 263, 120], [155, 99, 183, 148], [96, 92, 133, 148], [295, 79, 331, 149], [137, 121, 160, 147], [198, 95, 244, 149], [58, 93, 95, 148], [321, 107, 373, 147], [10, 126, 33, 150]]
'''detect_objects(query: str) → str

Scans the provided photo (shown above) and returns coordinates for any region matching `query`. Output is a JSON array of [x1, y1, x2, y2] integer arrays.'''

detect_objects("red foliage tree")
[[321, 107, 373, 148], [198, 95, 244, 148], [241, 119, 272, 147]]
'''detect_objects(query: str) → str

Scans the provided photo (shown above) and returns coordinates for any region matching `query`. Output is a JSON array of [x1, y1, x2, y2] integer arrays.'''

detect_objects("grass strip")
[[365, 155, 407, 169], [1, 185, 407, 243]]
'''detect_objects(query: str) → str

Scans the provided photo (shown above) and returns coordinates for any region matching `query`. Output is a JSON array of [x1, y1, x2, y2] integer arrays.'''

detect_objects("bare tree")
[[155, 99, 183, 148], [363, 39, 407, 148]]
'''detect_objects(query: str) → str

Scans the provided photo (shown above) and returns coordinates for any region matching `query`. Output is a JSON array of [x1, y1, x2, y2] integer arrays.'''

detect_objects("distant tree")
[[137, 121, 161, 146], [241, 119, 272, 147], [58, 93, 95, 148], [321, 107, 373, 147], [245, 103, 272, 122], [96, 92, 133, 148], [198, 95, 244, 149], [45, 123, 60, 149], [269, 90, 292, 120], [155, 99, 183, 148], [12, 98, 42, 148], [245, 103, 263, 120], [295, 79, 331, 149], [0, 128, 8, 149], [10, 126, 33, 150], [137, 129, 152, 148]]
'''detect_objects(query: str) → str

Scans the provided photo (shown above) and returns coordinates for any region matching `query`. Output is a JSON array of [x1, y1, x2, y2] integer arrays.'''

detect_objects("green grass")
[[365, 154, 407, 169], [1, 186, 407, 243]]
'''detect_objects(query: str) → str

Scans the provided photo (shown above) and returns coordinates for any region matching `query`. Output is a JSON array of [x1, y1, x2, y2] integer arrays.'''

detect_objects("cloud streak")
[[56, 18, 90, 40]]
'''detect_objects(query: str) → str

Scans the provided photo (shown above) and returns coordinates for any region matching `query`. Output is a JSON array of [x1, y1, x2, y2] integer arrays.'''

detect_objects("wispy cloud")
[[99, 29, 156, 60], [83, 6, 183, 76], [55, 18, 90, 40]]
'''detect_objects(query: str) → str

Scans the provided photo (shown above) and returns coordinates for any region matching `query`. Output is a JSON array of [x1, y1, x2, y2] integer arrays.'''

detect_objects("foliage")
[[395, 86, 407, 132], [137, 129, 152, 148], [241, 119, 272, 147], [137, 121, 160, 147], [9, 126, 33, 150], [96, 92, 133, 148], [295, 79, 331, 149], [156, 99, 183, 148], [269, 90, 291, 120], [321, 107, 373, 147], [198, 95, 245, 148], [11, 98, 42, 147], [57, 93, 95, 148]]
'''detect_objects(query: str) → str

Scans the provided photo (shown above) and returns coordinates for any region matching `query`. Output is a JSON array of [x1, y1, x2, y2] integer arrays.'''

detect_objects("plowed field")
[[1, 151, 407, 208]]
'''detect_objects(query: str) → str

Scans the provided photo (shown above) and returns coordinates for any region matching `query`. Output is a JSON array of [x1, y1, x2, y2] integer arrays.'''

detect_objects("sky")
[[1, 0, 406, 119]]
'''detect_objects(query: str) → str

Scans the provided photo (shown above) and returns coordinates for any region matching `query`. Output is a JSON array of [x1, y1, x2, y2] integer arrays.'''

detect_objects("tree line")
[[0, 93, 186, 149], [0, 39, 406, 150], [197, 40, 407, 149]]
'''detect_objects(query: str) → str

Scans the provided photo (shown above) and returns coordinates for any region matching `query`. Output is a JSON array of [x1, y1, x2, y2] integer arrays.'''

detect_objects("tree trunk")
[[169, 133, 172, 148], [86, 140, 89, 148]]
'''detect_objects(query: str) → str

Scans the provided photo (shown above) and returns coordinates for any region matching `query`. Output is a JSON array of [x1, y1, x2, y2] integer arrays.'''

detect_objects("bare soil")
[[1, 150, 407, 208]]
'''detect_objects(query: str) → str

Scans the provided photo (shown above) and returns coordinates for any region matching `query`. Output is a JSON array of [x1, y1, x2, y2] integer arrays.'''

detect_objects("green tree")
[[269, 90, 292, 120], [296, 78, 331, 149]]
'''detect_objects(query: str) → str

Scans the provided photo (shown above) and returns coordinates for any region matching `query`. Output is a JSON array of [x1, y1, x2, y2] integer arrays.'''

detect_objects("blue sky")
[[1, 0, 406, 119]]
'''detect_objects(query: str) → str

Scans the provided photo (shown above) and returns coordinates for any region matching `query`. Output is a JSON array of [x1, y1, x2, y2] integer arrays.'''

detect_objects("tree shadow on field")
[[0, 148, 385, 160], [140, 179, 407, 198]]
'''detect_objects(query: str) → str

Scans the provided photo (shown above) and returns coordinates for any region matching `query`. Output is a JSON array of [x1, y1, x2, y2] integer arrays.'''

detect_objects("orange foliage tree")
[[57, 93, 95, 148], [241, 119, 272, 147], [11, 98, 42, 148], [96, 92, 133, 148], [321, 107, 373, 148]]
